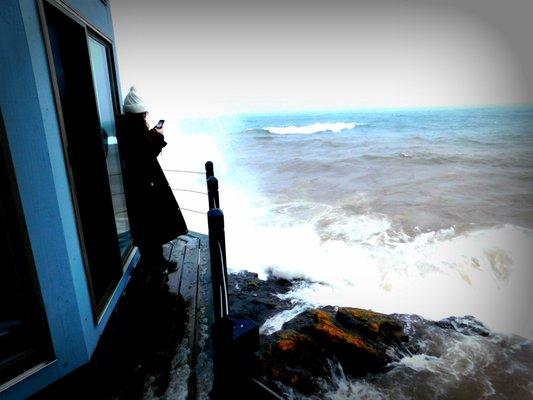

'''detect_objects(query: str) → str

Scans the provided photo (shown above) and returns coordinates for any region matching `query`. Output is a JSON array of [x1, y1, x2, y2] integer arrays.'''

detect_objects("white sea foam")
[[221, 190, 533, 338], [264, 122, 357, 135], [159, 124, 228, 233], [325, 378, 387, 400], [160, 120, 533, 340], [320, 327, 532, 400], [260, 304, 310, 335], [159, 113, 533, 399], [395, 354, 442, 373]]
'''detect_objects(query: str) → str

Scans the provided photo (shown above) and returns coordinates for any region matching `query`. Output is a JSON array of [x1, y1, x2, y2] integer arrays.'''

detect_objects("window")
[[41, 1, 131, 319], [88, 35, 132, 257]]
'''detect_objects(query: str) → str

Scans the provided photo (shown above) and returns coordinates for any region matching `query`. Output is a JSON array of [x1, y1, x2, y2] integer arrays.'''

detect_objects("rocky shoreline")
[[227, 271, 532, 399], [259, 306, 410, 396], [228, 271, 413, 396]]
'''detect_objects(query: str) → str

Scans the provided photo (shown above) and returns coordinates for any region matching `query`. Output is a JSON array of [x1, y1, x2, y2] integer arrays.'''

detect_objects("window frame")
[[37, 0, 134, 322]]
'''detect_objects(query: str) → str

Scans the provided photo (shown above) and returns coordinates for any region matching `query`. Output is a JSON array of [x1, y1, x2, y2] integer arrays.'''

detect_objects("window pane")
[[88, 37, 131, 256]]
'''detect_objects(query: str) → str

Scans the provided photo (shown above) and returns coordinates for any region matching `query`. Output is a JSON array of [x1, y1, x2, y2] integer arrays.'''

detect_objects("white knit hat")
[[123, 86, 148, 114]]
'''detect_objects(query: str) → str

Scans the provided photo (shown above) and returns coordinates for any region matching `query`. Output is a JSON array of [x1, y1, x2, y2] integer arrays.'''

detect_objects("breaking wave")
[[224, 195, 533, 339], [161, 107, 533, 399], [316, 315, 533, 400], [263, 122, 358, 135]]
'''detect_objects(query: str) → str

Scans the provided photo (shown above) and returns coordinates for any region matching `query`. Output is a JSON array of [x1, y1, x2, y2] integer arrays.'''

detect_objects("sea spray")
[[161, 107, 533, 340], [224, 199, 533, 338], [316, 315, 533, 400], [159, 106, 533, 399]]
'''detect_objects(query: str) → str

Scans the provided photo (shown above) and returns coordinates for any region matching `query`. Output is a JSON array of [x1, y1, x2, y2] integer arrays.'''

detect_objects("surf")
[[263, 121, 358, 135]]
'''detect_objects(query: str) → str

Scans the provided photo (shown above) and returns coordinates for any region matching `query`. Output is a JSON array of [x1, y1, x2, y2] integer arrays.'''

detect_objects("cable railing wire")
[[171, 186, 207, 214], [179, 207, 206, 215], [171, 188, 207, 196], [165, 165, 209, 213], [169, 161, 261, 396], [113, 207, 206, 215], [163, 168, 204, 175]]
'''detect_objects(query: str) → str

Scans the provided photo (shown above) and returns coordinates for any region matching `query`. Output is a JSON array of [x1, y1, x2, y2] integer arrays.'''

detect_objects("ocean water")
[[160, 105, 533, 398]]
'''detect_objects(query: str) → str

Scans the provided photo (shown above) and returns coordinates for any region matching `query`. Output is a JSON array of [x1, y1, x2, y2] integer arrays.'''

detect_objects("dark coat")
[[116, 113, 187, 246]]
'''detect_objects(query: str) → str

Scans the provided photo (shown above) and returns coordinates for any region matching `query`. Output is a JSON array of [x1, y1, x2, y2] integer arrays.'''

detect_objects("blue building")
[[0, 1, 141, 398]]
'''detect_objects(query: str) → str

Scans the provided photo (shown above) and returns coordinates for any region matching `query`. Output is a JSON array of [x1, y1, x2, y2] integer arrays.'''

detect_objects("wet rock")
[[435, 315, 491, 337], [259, 306, 409, 394], [228, 271, 295, 326]]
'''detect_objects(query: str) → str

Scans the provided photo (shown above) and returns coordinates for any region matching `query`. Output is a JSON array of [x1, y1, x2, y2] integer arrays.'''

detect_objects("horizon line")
[[176, 101, 533, 119]]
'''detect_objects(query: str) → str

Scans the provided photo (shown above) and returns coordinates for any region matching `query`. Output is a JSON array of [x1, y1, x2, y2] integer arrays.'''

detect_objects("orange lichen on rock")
[[277, 330, 309, 352], [260, 306, 409, 394], [337, 307, 407, 342], [339, 307, 389, 330], [310, 309, 375, 353]]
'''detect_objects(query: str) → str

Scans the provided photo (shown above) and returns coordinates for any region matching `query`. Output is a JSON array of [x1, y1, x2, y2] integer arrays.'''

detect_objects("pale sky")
[[111, 0, 533, 117]]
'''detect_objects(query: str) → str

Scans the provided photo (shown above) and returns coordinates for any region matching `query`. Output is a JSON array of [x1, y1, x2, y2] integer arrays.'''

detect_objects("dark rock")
[[274, 277, 292, 287], [336, 307, 409, 344], [226, 272, 411, 396], [228, 271, 295, 327], [259, 307, 409, 394], [435, 315, 491, 337]]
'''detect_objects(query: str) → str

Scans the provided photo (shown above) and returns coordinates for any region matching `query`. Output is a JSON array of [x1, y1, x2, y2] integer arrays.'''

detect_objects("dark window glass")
[[88, 36, 132, 256]]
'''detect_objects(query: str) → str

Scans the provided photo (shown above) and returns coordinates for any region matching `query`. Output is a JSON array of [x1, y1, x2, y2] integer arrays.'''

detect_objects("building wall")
[[0, 1, 135, 398]]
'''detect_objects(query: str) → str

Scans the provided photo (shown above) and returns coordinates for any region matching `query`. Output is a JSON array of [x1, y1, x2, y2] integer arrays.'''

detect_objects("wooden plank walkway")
[[162, 232, 214, 399], [31, 232, 216, 400]]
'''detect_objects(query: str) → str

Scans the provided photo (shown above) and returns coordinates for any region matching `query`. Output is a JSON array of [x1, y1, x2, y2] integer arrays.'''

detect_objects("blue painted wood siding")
[[0, 0, 135, 398]]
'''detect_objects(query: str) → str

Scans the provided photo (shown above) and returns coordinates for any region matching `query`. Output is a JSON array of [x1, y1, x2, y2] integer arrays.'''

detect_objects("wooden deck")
[[31, 230, 285, 399], [31, 232, 216, 400], [162, 232, 214, 399]]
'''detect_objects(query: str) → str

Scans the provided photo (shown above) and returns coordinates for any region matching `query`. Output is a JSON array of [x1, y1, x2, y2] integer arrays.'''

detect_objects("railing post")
[[205, 160, 214, 179], [208, 208, 233, 398], [206, 165, 259, 398], [207, 208, 229, 322], [207, 176, 219, 210]]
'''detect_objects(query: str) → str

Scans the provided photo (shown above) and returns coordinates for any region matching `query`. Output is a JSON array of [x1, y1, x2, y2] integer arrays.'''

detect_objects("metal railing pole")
[[205, 172, 260, 398], [207, 208, 229, 323], [205, 160, 214, 179], [208, 207, 233, 398], [207, 176, 219, 210]]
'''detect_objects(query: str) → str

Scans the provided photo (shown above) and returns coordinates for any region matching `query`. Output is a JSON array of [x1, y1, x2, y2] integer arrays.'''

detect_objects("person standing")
[[117, 86, 187, 270]]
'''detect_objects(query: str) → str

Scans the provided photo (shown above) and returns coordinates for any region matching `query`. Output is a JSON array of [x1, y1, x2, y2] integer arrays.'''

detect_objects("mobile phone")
[[154, 119, 165, 129]]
